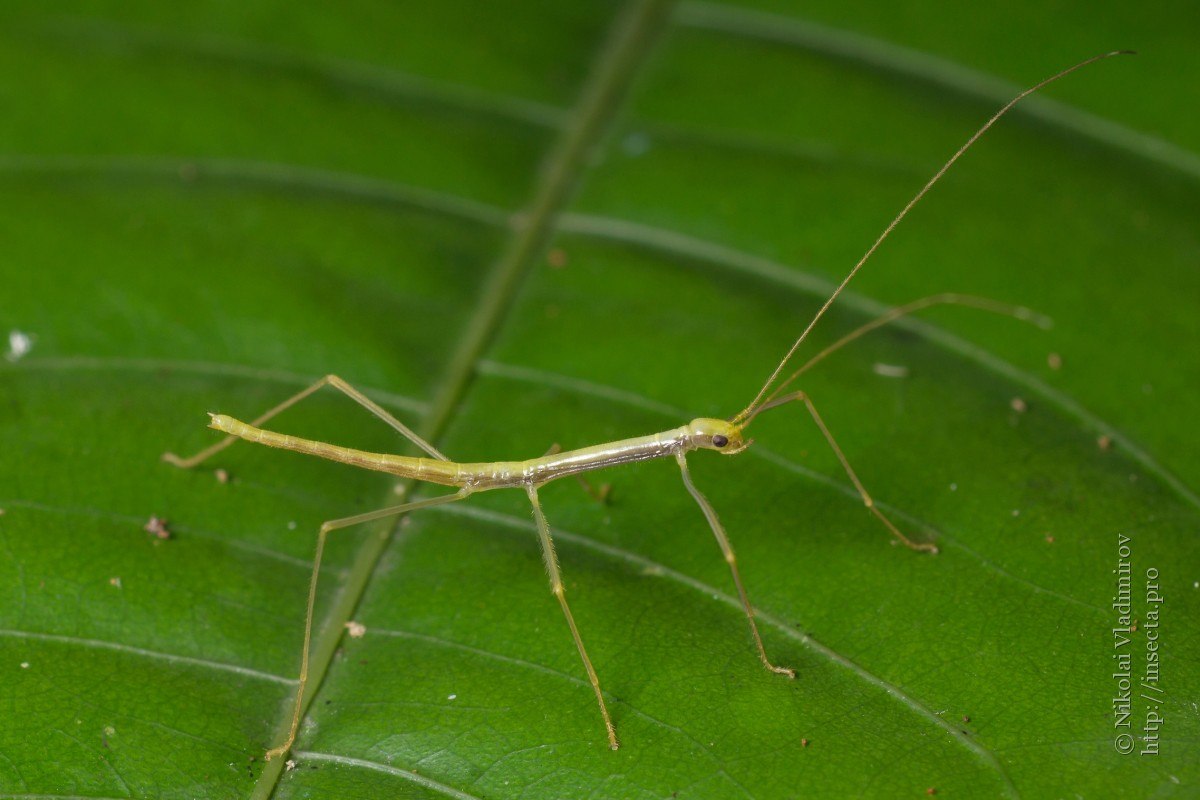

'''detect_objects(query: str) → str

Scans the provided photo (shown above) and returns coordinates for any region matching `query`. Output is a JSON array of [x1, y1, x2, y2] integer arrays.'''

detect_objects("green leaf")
[[1, 2, 1196, 797]]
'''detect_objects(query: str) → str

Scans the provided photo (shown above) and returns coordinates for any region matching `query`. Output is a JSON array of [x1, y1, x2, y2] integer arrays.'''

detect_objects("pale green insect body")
[[209, 413, 746, 490]]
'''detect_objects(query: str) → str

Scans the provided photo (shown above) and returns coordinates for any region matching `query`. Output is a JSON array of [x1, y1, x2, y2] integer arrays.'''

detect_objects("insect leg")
[[542, 443, 611, 504], [163, 373, 447, 468], [675, 451, 795, 678], [775, 390, 937, 554], [265, 486, 472, 762], [525, 483, 619, 750]]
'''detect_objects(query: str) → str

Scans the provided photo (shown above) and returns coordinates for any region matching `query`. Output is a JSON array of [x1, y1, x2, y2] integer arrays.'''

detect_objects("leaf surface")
[[0, 2, 1196, 798]]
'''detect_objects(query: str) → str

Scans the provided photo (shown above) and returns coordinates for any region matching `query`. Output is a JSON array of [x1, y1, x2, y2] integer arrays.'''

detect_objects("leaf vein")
[[0, 629, 293, 685], [676, 0, 1200, 181], [44, 16, 568, 130], [292, 751, 484, 800], [0, 156, 508, 230]]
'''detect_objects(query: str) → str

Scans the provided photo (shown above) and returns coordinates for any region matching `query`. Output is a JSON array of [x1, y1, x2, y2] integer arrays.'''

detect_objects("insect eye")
[[712, 434, 729, 448]]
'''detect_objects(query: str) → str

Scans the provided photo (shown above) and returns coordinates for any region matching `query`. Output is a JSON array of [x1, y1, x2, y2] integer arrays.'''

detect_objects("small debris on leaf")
[[547, 248, 569, 268], [143, 516, 171, 540]]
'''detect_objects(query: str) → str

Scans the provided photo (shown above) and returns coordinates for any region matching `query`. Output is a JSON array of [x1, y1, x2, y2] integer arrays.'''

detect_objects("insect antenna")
[[732, 50, 1133, 426], [740, 293, 1053, 426]]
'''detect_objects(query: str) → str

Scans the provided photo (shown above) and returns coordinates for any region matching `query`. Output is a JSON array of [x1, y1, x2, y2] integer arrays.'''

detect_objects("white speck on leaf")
[[872, 362, 909, 378], [5, 330, 34, 362]]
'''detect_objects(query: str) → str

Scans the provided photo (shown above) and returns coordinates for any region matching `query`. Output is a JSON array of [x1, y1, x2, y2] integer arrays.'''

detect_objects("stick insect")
[[163, 52, 1128, 761]]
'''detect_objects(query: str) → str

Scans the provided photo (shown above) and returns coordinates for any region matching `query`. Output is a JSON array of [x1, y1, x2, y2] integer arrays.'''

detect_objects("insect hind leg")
[[162, 373, 447, 469], [266, 487, 472, 762]]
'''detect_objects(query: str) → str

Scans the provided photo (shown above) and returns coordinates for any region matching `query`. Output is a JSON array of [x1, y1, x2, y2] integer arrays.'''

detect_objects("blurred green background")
[[0, 2, 1196, 797]]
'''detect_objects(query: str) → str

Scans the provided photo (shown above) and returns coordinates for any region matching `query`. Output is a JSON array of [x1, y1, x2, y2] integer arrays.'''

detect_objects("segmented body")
[[211, 414, 715, 489]]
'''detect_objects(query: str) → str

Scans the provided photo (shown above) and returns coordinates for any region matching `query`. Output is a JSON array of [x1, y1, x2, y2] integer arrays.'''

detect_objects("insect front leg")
[[525, 483, 619, 750], [675, 451, 796, 679]]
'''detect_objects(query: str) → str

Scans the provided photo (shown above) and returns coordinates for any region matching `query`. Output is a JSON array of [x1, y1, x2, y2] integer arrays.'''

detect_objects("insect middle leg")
[[266, 487, 473, 761], [772, 390, 937, 553], [542, 443, 612, 504], [162, 373, 447, 469], [525, 483, 619, 750], [675, 451, 796, 678]]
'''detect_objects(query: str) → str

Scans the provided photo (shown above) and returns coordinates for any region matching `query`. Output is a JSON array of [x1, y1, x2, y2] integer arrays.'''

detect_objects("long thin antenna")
[[733, 50, 1133, 425], [742, 293, 1051, 427]]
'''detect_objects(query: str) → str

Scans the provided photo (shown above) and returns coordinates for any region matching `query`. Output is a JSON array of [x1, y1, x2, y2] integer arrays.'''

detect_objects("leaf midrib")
[[248, 1, 675, 794]]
